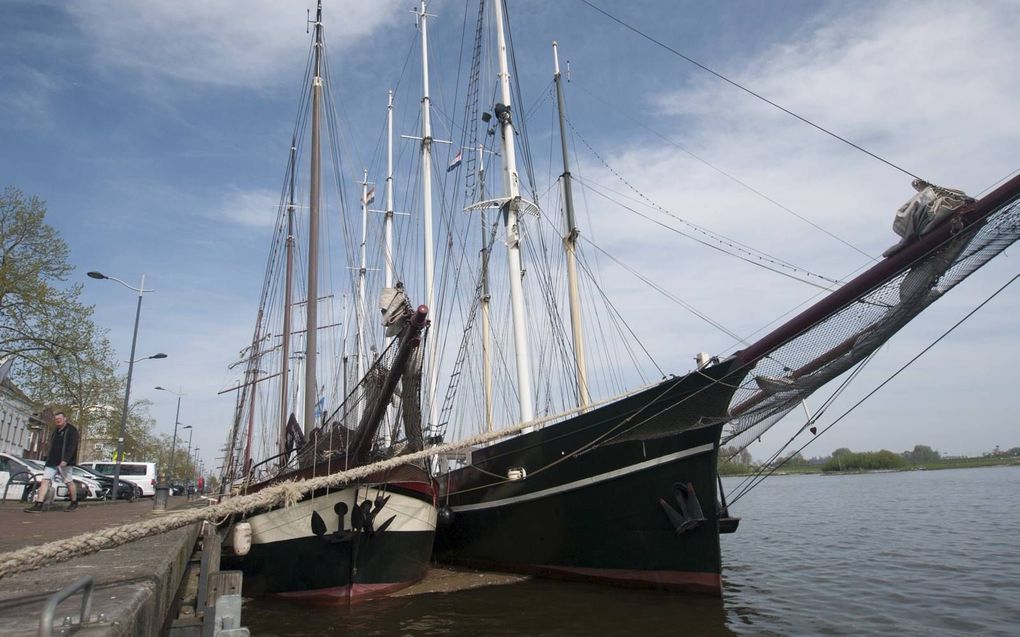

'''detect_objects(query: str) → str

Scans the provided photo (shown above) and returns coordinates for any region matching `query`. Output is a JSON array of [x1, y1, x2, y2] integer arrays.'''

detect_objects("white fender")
[[232, 522, 253, 556]]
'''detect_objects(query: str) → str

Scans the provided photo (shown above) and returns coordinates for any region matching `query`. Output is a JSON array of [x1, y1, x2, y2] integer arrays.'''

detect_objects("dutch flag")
[[447, 149, 463, 172]]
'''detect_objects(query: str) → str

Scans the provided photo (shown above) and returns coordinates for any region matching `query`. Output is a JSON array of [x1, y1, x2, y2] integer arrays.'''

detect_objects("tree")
[[832, 447, 853, 458], [784, 452, 808, 466], [905, 444, 940, 464], [738, 447, 753, 466], [1, 187, 88, 362], [1, 186, 122, 450]]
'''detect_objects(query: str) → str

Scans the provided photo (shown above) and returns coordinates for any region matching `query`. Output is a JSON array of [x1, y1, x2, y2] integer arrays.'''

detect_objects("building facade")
[[0, 379, 37, 457]]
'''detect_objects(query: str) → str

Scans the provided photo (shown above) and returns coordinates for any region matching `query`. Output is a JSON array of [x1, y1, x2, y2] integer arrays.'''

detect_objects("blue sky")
[[2, 0, 1019, 471]]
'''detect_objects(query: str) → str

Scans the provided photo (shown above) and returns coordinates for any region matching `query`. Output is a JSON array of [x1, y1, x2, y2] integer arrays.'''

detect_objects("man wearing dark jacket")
[[25, 411, 79, 512]]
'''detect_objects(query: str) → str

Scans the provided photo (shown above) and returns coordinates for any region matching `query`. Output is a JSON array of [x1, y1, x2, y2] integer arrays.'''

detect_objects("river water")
[[244, 466, 1020, 635]]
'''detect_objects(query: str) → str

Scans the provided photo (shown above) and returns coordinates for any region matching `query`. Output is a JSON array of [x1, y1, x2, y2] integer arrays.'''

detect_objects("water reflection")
[[246, 579, 739, 636]]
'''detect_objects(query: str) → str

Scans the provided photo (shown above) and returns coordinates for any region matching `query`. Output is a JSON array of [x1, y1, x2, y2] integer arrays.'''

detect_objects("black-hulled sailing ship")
[[428, 0, 1020, 594], [219, 2, 436, 603]]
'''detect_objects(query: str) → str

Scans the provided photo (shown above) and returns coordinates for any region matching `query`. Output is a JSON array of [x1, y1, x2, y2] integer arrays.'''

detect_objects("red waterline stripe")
[[275, 580, 416, 604]]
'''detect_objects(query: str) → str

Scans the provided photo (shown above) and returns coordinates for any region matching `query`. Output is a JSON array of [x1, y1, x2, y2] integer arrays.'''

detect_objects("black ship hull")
[[434, 359, 742, 595], [224, 467, 437, 603]]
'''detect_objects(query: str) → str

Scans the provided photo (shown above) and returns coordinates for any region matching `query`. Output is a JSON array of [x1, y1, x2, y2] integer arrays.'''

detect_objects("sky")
[[2, 0, 1018, 474]]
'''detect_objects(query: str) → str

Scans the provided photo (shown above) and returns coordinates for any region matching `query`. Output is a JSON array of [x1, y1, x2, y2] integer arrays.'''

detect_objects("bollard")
[[153, 481, 170, 511]]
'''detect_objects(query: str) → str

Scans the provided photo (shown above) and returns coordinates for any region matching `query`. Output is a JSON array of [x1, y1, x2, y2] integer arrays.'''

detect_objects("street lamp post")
[[182, 426, 194, 496], [156, 386, 185, 483], [87, 271, 159, 499], [193, 447, 201, 494]]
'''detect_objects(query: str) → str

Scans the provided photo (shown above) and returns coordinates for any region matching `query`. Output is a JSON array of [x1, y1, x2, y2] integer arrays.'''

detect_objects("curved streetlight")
[[156, 386, 185, 482], [129, 353, 167, 363], [88, 269, 158, 499]]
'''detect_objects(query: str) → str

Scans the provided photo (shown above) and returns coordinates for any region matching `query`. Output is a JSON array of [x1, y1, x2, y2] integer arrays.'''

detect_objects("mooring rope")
[[0, 398, 627, 579]]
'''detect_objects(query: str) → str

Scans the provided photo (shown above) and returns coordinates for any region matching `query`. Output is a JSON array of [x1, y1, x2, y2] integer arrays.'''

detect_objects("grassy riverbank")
[[721, 455, 1020, 476]]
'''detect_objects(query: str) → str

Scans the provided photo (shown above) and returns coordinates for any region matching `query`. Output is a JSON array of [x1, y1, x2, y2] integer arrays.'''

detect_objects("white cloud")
[[217, 187, 283, 229], [66, 0, 403, 89], [552, 1, 1020, 456], [0, 65, 59, 129]]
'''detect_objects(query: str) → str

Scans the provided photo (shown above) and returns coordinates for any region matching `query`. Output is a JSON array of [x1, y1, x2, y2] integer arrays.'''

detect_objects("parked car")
[[78, 461, 157, 496], [0, 453, 49, 501], [71, 465, 141, 501], [20, 457, 103, 501]]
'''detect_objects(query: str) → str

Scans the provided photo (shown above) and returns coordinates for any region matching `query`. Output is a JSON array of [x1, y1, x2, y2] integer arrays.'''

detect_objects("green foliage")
[[718, 445, 755, 475], [0, 186, 132, 453], [823, 449, 907, 472], [719, 445, 753, 466], [0, 186, 167, 462], [718, 460, 753, 475], [784, 452, 808, 466], [904, 444, 940, 463], [0, 186, 89, 364]]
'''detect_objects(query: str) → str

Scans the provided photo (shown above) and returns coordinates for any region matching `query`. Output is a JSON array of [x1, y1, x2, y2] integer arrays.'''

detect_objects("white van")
[[79, 461, 158, 496]]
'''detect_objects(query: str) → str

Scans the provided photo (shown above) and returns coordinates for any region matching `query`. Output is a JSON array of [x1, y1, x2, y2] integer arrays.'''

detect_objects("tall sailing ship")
[[218, 2, 437, 602], [214, 0, 1020, 600], [422, 0, 1020, 594]]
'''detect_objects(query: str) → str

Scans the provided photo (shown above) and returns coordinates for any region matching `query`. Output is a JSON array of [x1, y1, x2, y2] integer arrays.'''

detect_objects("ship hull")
[[224, 469, 437, 603], [434, 360, 741, 595]]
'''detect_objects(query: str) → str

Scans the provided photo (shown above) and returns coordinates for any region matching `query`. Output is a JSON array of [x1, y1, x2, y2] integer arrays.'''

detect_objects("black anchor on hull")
[[659, 481, 706, 534], [309, 493, 396, 542], [354, 493, 395, 535]]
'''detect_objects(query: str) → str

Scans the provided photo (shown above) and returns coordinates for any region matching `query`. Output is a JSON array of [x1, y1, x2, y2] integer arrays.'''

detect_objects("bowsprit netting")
[[722, 184, 1020, 456]]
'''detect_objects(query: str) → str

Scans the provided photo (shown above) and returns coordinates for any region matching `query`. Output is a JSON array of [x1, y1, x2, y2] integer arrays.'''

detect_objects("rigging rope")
[[567, 120, 844, 289], [576, 0, 923, 182], [569, 79, 876, 261], [0, 387, 653, 579], [726, 270, 1020, 506]]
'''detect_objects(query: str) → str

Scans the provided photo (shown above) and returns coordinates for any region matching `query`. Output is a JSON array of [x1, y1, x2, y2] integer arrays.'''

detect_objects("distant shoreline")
[[722, 456, 1020, 477]]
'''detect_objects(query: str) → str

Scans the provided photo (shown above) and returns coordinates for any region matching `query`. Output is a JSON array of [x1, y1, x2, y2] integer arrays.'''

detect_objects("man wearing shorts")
[[25, 411, 79, 512]]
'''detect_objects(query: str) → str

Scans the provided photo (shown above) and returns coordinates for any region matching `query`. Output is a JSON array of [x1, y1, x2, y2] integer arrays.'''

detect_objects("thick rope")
[[0, 395, 637, 579]]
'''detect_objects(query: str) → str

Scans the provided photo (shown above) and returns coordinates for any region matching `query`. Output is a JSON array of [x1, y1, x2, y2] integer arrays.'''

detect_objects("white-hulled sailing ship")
[[218, 1, 437, 602]]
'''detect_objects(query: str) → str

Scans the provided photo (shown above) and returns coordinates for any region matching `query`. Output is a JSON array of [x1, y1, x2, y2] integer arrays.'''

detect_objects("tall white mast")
[[478, 144, 494, 431], [357, 169, 369, 384], [383, 91, 396, 447], [303, 0, 323, 435], [384, 91, 395, 303], [494, 0, 535, 425], [418, 0, 440, 430], [553, 42, 590, 411]]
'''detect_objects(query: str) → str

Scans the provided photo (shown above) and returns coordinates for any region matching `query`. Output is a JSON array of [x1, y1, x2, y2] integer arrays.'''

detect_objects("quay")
[[0, 497, 208, 636]]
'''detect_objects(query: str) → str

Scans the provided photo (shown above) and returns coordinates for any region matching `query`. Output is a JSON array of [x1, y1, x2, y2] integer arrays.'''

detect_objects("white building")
[[0, 378, 36, 457]]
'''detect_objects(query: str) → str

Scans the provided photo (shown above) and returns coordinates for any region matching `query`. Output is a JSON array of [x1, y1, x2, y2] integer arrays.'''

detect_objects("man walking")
[[25, 411, 79, 512]]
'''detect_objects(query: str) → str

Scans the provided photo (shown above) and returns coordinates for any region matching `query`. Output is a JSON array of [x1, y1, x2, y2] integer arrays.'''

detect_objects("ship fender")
[[437, 506, 454, 527], [659, 482, 706, 534], [232, 522, 253, 556]]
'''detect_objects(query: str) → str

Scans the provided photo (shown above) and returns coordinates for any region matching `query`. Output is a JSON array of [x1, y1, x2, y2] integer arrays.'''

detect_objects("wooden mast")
[[552, 42, 590, 412], [279, 138, 296, 459], [303, 0, 323, 435]]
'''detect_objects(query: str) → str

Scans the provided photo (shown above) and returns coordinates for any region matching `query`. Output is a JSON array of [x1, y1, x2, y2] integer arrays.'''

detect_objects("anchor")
[[659, 482, 706, 534]]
